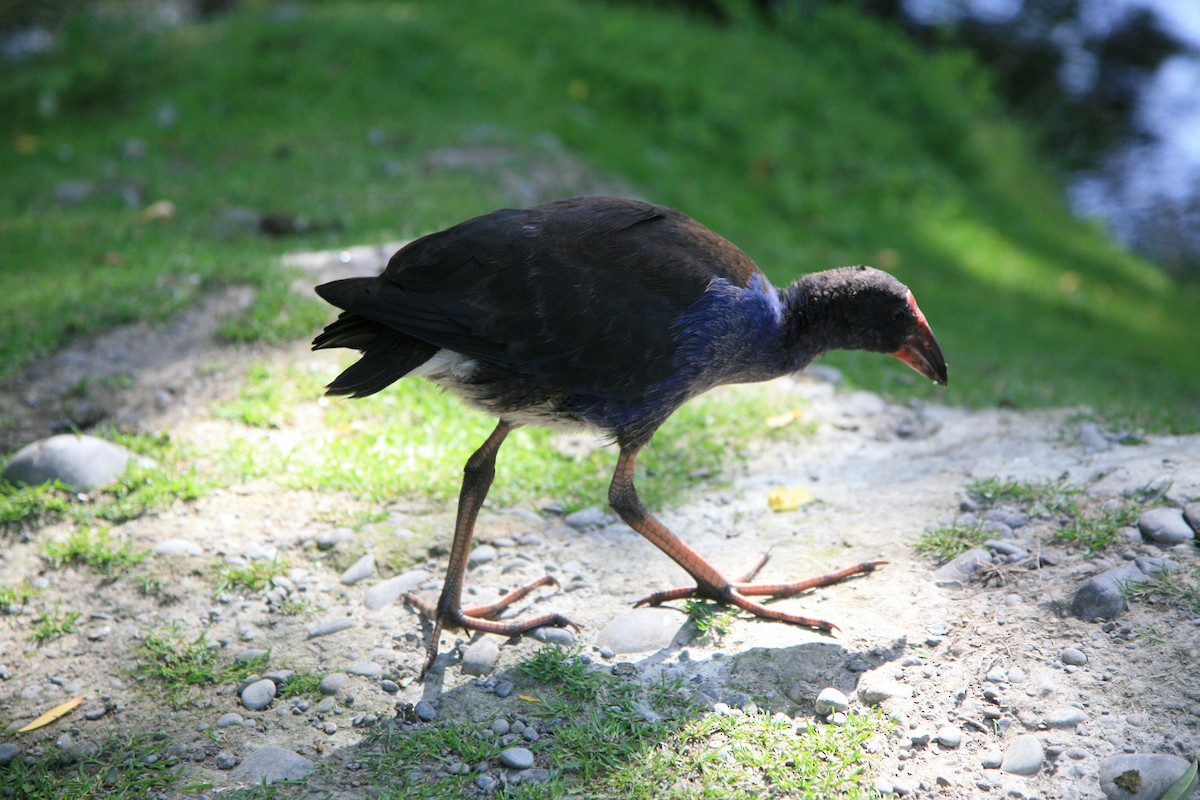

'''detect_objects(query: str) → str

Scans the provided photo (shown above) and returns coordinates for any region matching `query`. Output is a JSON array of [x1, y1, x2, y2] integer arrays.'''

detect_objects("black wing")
[[315, 197, 765, 399]]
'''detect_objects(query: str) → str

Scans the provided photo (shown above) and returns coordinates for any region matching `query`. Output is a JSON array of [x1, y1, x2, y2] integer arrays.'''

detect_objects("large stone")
[[362, 570, 429, 610], [1138, 508, 1195, 545], [1072, 563, 1146, 621], [231, 746, 315, 786], [1000, 734, 1044, 775], [595, 607, 687, 654], [932, 548, 992, 588], [2, 434, 152, 491], [1099, 753, 1192, 800]]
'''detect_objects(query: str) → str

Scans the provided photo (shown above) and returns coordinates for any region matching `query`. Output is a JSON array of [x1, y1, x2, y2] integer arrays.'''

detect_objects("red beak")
[[891, 293, 948, 386]]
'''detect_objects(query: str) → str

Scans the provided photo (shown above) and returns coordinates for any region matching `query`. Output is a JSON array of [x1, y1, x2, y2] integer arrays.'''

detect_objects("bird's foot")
[[633, 557, 886, 632], [404, 575, 579, 678]]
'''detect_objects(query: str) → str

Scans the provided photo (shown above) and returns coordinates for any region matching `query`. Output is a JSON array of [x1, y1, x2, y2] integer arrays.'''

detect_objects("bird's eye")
[[890, 309, 906, 323]]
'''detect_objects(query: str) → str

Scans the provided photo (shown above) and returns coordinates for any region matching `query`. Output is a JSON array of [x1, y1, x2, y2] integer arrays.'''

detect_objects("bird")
[[312, 196, 947, 677]]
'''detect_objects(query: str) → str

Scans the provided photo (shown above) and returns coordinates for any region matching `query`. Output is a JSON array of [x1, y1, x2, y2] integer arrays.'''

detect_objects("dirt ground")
[[1, 242, 1199, 800]]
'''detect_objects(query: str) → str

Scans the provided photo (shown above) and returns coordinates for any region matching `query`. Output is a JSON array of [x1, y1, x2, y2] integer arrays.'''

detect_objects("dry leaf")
[[517, 694, 541, 703], [138, 199, 176, 223], [17, 694, 87, 733], [767, 486, 814, 512], [765, 409, 804, 428]]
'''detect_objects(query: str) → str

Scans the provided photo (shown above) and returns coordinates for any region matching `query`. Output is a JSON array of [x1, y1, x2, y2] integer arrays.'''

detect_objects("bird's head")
[[796, 265, 948, 386]]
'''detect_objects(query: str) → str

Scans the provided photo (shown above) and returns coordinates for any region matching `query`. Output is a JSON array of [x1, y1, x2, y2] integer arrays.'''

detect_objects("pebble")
[[319, 673, 349, 695], [414, 700, 437, 721], [315, 528, 355, 550], [490, 719, 511, 736], [531, 626, 576, 646], [467, 544, 497, 567], [307, 618, 356, 639], [1060, 648, 1088, 666], [346, 662, 381, 678], [240, 679, 277, 710], [932, 548, 993, 588], [499, 746, 534, 769], [937, 726, 963, 748], [1099, 753, 1191, 800], [1000, 734, 1044, 775], [339, 553, 375, 585], [461, 637, 502, 676], [230, 746, 315, 785], [362, 570, 429, 610], [215, 751, 237, 770], [1073, 564, 1142, 621], [815, 687, 849, 715], [858, 680, 914, 705], [154, 538, 204, 557], [494, 681, 515, 699], [216, 713, 245, 728], [595, 607, 685, 653], [380, 679, 400, 694], [986, 667, 1008, 683], [0, 743, 20, 766], [2, 434, 152, 491], [564, 506, 608, 529], [1137, 508, 1195, 545], [1045, 707, 1087, 728]]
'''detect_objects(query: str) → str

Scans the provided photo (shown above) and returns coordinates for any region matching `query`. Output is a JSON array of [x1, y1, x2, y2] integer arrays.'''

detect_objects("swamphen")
[[313, 196, 947, 676]]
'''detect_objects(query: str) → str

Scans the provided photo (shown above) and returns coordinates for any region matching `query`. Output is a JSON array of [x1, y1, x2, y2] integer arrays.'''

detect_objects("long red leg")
[[404, 422, 575, 678], [608, 443, 882, 632]]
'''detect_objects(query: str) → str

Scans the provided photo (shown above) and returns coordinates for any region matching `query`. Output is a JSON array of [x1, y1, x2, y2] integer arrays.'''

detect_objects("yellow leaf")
[[138, 199, 176, 223], [765, 409, 804, 428], [517, 694, 541, 703], [17, 695, 88, 733], [768, 486, 814, 512]]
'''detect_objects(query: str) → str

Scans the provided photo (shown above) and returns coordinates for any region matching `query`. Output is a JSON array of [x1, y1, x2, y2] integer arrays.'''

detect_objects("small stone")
[[1073, 565, 1143, 621], [814, 687, 849, 715], [414, 700, 436, 722], [240, 679, 277, 711], [319, 673, 349, 695], [494, 681, 515, 699], [0, 743, 21, 766], [380, 680, 400, 694], [1060, 648, 1088, 666], [315, 528, 355, 550], [1099, 753, 1191, 800], [1138, 508, 1195, 546], [346, 662, 382, 678], [154, 538, 204, 557], [932, 548, 992, 587], [468, 544, 497, 567], [1000, 734, 1044, 775], [530, 626, 576, 646], [339, 553, 375, 585], [564, 506, 608, 530], [1045, 707, 1087, 728], [986, 667, 1008, 683], [490, 719, 511, 736], [499, 747, 534, 770], [362, 570, 429, 610], [937, 726, 962, 749], [461, 637, 502, 676], [857, 680, 914, 705], [231, 746, 315, 785], [216, 713, 244, 728], [307, 618, 356, 639], [215, 750, 238, 770]]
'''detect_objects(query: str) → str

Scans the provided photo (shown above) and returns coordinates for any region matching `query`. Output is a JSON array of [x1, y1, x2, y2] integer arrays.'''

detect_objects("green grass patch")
[[213, 557, 288, 597], [913, 522, 991, 565], [29, 604, 83, 644], [0, 578, 42, 610], [278, 672, 325, 699], [683, 598, 739, 642], [361, 646, 885, 798], [0, 732, 189, 800], [41, 525, 148, 576], [132, 627, 267, 707], [1123, 564, 1200, 614]]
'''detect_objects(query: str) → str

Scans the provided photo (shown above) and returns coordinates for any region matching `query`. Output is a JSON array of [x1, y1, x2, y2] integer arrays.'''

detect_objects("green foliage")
[[1123, 564, 1200, 614], [0, 479, 72, 528], [684, 598, 738, 641], [278, 672, 325, 698], [913, 522, 990, 565], [132, 627, 266, 706], [41, 524, 148, 576], [213, 557, 288, 597], [0, 732, 187, 800], [29, 604, 82, 644]]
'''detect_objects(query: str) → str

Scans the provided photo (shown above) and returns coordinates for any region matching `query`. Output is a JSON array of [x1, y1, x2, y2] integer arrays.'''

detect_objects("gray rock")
[[814, 687, 850, 715], [339, 554, 375, 585], [595, 607, 686, 654], [564, 506, 608, 530], [216, 713, 244, 728], [468, 544, 497, 567], [490, 718, 511, 736], [1138, 508, 1195, 545], [499, 746, 534, 770], [858, 680, 914, 705], [231, 746, 315, 786], [1099, 753, 1192, 800], [362, 570, 429, 610], [1000, 734, 1044, 775], [461, 637, 502, 676], [932, 548, 993, 588], [985, 509, 1030, 529], [1061, 648, 1088, 666], [1073, 563, 1147, 621], [315, 527, 355, 550], [1184, 503, 1200, 533], [215, 750, 237, 770], [2, 434, 153, 491], [235, 649, 268, 664], [1045, 706, 1087, 728], [530, 626, 576, 646], [981, 751, 1004, 769], [0, 743, 20, 766], [1080, 422, 1114, 453], [414, 700, 437, 722], [346, 662, 381, 678], [494, 681, 514, 698], [937, 726, 962, 749], [307, 618, 356, 639], [154, 538, 203, 557], [240, 678, 277, 710], [319, 673, 349, 695]]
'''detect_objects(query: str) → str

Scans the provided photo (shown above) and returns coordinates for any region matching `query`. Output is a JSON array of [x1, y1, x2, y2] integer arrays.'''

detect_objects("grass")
[[0, 578, 42, 610], [132, 627, 267, 707], [360, 646, 885, 799], [29, 604, 83, 644], [0, 732, 189, 800], [0, 0, 1197, 432], [1124, 564, 1200, 614], [683, 599, 739, 642], [41, 525, 148, 576], [278, 671, 325, 699], [915, 475, 1168, 562], [213, 557, 288, 597]]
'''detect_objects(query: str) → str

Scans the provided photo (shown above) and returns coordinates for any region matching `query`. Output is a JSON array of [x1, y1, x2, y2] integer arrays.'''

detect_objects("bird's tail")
[[312, 313, 438, 398]]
